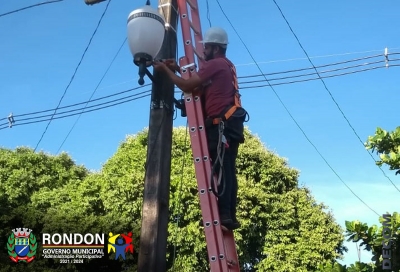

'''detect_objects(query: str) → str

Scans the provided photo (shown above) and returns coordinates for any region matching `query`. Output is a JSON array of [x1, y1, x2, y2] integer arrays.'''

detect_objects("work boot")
[[230, 219, 241, 230], [219, 213, 233, 229]]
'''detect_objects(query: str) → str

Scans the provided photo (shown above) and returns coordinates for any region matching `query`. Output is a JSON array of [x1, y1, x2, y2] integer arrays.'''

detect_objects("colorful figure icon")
[[108, 232, 120, 253], [111, 237, 129, 260], [121, 232, 134, 253]]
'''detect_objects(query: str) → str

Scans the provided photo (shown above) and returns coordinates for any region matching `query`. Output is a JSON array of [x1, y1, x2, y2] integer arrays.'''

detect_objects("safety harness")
[[210, 58, 244, 125], [210, 120, 228, 197], [209, 58, 248, 197]]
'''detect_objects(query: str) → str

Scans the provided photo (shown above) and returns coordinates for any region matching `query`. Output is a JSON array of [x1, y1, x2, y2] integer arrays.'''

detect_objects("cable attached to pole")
[[172, 123, 189, 267], [211, 120, 227, 197]]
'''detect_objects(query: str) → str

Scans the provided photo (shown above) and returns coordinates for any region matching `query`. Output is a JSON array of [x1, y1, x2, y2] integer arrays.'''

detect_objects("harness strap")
[[211, 58, 242, 124]]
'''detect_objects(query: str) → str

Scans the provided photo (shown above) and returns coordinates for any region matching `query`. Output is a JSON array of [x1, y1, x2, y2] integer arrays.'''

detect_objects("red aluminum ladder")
[[176, 0, 240, 271]]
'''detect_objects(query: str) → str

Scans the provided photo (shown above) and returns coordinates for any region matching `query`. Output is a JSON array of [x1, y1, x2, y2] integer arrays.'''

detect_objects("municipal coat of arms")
[[7, 228, 37, 263]]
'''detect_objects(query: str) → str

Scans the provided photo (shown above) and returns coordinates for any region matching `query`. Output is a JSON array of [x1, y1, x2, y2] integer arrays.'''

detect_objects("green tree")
[[365, 126, 400, 174], [0, 147, 88, 272], [316, 261, 347, 272], [345, 213, 400, 271], [316, 261, 375, 272], [1, 128, 346, 271], [91, 128, 346, 271]]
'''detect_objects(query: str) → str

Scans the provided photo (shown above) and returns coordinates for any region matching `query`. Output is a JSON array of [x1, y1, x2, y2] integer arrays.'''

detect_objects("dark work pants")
[[207, 125, 240, 220]]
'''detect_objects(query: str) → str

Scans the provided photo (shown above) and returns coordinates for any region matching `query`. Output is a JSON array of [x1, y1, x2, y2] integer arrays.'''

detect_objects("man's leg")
[[207, 125, 238, 229], [217, 146, 234, 221], [206, 125, 230, 216]]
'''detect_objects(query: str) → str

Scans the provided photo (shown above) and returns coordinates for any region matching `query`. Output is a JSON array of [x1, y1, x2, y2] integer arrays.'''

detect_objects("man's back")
[[197, 57, 236, 117]]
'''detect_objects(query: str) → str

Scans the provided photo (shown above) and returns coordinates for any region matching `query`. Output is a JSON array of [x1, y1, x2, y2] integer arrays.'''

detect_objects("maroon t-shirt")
[[197, 57, 236, 117]]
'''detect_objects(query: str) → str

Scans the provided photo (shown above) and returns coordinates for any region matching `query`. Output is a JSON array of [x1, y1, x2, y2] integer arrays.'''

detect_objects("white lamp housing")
[[127, 4, 165, 67]]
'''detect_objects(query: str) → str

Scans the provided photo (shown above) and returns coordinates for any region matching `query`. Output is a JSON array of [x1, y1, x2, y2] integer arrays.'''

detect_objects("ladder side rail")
[[177, 1, 229, 271], [185, 1, 241, 270], [222, 231, 240, 271], [179, 58, 228, 272], [177, 2, 217, 221], [178, 1, 240, 270], [186, 0, 205, 69], [178, 0, 220, 231], [182, 4, 234, 265], [177, 0, 196, 66]]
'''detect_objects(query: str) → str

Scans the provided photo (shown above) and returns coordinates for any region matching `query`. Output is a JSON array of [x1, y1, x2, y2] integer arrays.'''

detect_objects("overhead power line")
[[1, 55, 399, 129], [271, 0, 400, 194], [240, 62, 400, 89], [236, 47, 400, 67], [215, 0, 380, 216], [0, 0, 64, 18], [0, 90, 151, 130], [239, 53, 398, 78], [0, 86, 150, 129], [33, 0, 112, 152], [205, 0, 212, 27], [56, 37, 127, 153], [0, 84, 150, 123]]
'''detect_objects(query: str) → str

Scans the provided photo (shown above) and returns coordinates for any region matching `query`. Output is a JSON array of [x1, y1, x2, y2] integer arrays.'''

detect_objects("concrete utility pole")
[[138, 0, 178, 271]]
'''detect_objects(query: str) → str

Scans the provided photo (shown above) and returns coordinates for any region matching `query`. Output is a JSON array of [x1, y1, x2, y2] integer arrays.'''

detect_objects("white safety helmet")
[[200, 27, 228, 48]]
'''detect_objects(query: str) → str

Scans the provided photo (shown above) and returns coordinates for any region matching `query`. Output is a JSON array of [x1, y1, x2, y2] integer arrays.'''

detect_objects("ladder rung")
[[186, 0, 198, 10], [189, 20, 201, 35], [193, 48, 203, 60]]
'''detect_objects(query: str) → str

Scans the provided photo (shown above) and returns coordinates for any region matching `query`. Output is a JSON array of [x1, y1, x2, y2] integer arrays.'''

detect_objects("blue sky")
[[1, 0, 399, 266]]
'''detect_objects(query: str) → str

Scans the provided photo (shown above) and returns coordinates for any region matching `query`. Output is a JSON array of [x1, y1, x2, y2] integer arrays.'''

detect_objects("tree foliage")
[[0, 147, 89, 272], [365, 127, 400, 174], [316, 261, 376, 272], [1, 128, 346, 271], [345, 213, 400, 271]]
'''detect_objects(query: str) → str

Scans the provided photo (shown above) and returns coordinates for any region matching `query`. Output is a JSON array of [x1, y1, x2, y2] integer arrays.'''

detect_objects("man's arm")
[[153, 61, 203, 93]]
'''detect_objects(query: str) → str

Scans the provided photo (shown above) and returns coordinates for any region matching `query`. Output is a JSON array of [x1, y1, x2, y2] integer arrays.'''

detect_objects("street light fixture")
[[127, 0, 166, 85]]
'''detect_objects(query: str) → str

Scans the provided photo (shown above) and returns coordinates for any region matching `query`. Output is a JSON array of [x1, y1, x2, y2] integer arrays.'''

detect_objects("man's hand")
[[152, 59, 202, 93], [152, 60, 168, 72], [153, 59, 180, 73], [164, 59, 180, 72]]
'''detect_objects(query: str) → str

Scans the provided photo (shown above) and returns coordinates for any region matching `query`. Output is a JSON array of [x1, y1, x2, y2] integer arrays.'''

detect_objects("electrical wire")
[[240, 58, 392, 83], [0, 0, 64, 18], [143, 103, 175, 175], [172, 122, 189, 266], [142, 0, 178, 175], [63, 48, 397, 89], [271, 0, 400, 194], [205, 0, 212, 27], [0, 89, 151, 129], [238, 53, 399, 79], [0, 85, 150, 124], [1, 59, 399, 129], [56, 37, 127, 153], [215, 0, 380, 216], [0, 92, 151, 130], [1, 53, 397, 124], [33, 0, 112, 152], [240, 63, 400, 89], [0, 91, 151, 130], [235, 47, 400, 67], [2, 0, 390, 219], [241, 62, 381, 84], [2, 53, 395, 124]]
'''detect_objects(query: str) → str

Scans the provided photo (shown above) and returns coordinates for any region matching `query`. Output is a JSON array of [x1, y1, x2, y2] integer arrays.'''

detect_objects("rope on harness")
[[211, 120, 227, 197]]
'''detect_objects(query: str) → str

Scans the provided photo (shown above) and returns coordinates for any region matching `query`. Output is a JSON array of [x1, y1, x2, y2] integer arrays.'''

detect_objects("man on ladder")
[[153, 26, 248, 230]]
